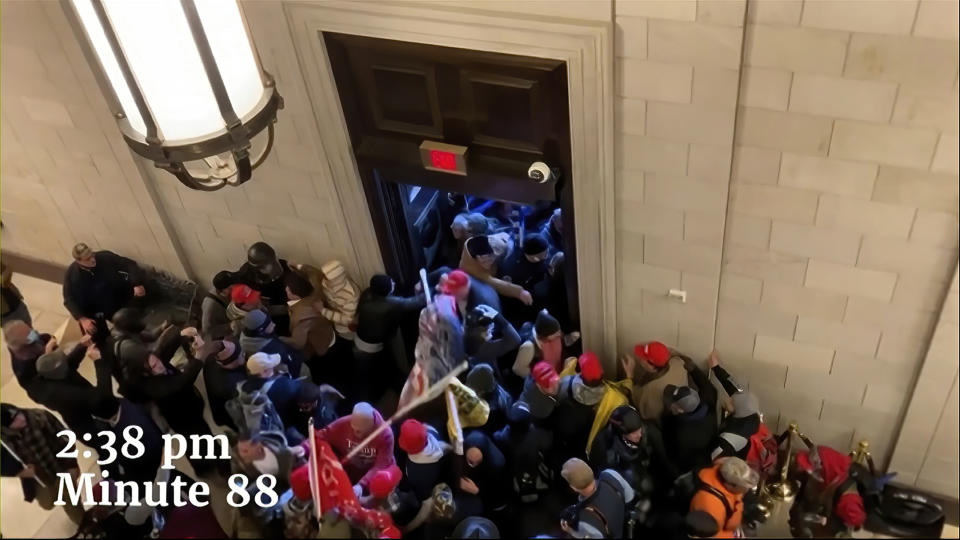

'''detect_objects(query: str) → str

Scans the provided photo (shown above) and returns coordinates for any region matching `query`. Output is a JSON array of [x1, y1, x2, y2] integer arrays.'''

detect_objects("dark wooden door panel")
[[324, 32, 567, 164], [462, 70, 542, 152]]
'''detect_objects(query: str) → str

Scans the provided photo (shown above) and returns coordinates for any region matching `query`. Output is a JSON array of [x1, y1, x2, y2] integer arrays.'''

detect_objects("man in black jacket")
[[228, 242, 293, 335], [589, 405, 677, 530], [109, 309, 215, 475], [62, 242, 145, 343], [354, 274, 425, 399], [30, 341, 112, 438], [356, 275, 425, 351], [660, 355, 720, 475], [3, 319, 57, 387]]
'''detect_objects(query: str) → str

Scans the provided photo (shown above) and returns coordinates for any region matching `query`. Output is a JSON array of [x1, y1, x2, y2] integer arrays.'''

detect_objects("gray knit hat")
[[731, 392, 760, 418], [663, 384, 701, 414], [243, 309, 270, 332]]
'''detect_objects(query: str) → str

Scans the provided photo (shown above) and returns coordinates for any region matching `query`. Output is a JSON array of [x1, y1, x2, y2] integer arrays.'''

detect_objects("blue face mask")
[[26, 330, 41, 344]]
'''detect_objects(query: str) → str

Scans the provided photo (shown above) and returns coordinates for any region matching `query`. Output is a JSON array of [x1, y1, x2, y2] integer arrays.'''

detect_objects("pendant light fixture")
[[64, 0, 283, 190]]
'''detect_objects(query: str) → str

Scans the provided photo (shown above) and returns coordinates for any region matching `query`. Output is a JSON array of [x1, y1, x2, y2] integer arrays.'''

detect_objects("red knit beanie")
[[398, 419, 428, 454], [440, 270, 469, 295], [578, 351, 604, 384], [289, 464, 312, 501], [634, 341, 670, 368], [532, 361, 559, 389], [369, 465, 403, 499]]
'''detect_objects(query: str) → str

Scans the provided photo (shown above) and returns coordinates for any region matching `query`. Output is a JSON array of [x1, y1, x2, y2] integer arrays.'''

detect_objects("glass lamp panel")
[[102, 0, 222, 141], [71, 0, 147, 136], [194, 0, 265, 119]]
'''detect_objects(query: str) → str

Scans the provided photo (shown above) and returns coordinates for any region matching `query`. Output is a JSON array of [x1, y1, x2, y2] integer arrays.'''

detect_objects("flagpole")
[[1, 439, 46, 488], [342, 361, 468, 463], [307, 419, 321, 523]]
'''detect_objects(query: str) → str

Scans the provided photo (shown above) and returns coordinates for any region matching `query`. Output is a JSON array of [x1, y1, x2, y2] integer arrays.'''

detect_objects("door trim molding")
[[283, 0, 617, 361]]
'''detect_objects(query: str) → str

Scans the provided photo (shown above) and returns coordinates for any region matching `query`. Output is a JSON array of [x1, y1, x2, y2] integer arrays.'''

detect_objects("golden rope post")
[[764, 421, 802, 502], [850, 439, 877, 476]]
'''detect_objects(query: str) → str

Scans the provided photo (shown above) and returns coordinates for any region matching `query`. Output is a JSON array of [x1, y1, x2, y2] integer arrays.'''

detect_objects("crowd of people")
[[1, 207, 872, 539]]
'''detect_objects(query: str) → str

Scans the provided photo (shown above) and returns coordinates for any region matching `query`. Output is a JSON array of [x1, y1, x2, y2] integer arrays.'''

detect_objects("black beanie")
[[369, 274, 393, 296], [212, 270, 234, 291], [608, 405, 643, 435], [466, 236, 493, 257], [285, 270, 314, 299], [523, 234, 549, 256], [466, 364, 496, 395], [534, 310, 561, 337]]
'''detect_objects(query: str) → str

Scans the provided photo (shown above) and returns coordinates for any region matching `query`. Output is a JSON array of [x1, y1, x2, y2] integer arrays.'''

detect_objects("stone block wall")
[[0, 1, 185, 276], [715, 0, 960, 465], [613, 0, 746, 357]]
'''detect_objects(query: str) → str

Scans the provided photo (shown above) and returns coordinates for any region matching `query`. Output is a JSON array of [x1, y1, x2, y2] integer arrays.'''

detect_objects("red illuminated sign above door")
[[420, 141, 468, 176]]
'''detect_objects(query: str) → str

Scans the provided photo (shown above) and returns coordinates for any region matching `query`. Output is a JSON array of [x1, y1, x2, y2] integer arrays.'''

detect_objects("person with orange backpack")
[[686, 457, 759, 538]]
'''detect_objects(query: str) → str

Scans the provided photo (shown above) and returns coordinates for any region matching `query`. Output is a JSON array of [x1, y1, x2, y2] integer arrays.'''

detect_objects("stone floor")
[[1, 273, 958, 538]]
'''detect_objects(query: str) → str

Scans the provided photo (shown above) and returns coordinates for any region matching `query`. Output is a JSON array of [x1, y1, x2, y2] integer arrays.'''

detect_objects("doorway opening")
[[324, 32, 579, 334]]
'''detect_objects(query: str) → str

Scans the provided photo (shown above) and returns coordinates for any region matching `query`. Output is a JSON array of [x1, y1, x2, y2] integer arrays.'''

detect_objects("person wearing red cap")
[[555, 351, 607, 456], [518, 361, 562, 421], [626, 341, 691, 422], [368, 478, 415, 524], [432, 268, 502, 318], [226, 284, 264, 338], [283, 464, 319, 538], [360, 465, 422, 532], [397, 419, 455, 501]]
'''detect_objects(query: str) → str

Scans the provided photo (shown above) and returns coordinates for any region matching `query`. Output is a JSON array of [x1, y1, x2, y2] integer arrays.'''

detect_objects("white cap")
[[247, 352, 282, 375]]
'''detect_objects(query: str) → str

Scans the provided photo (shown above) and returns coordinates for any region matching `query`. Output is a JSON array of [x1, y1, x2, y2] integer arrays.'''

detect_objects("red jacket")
[[315, 410, 395, 488]]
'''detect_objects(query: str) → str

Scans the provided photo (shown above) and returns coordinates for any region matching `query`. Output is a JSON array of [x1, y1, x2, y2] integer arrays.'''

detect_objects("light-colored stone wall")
[[0, 1, 185, 276], [613, 0, 745, 357], [890, 264, 959, 498], [716, 0, 960, 467]]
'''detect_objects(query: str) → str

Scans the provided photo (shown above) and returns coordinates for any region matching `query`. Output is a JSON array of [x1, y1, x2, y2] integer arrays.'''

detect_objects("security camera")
[[527, 161, 553, 183]]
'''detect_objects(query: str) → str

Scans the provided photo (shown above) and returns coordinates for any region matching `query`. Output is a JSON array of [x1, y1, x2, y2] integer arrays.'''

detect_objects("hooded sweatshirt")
[[556, 375, 605, 453], [315, 409, 395, 488], [318, 260, 359, 339], [462, 431, 509, 509]]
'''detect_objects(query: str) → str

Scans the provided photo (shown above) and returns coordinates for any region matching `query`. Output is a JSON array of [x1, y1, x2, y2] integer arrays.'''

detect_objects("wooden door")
[[324, 32, 578, 323]]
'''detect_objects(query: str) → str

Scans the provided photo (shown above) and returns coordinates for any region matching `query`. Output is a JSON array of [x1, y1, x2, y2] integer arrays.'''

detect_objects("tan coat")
[[632, 357, 689, 422], [284, 294, 335, 358], [285, 263, 337, 357]]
